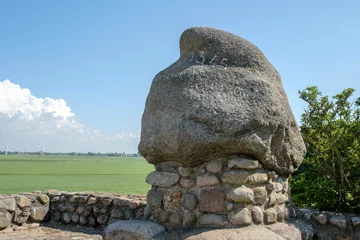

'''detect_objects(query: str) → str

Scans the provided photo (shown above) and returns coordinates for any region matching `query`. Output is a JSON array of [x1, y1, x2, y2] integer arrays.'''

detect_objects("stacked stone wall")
[[2, 190, 360, 239], [0, 190, 146, 230], [294, 207, 360, 239], [145, 156, 291, 229]]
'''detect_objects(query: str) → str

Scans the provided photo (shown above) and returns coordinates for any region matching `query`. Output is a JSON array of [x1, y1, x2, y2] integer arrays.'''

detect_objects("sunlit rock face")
[[139, 27, 305, 175]]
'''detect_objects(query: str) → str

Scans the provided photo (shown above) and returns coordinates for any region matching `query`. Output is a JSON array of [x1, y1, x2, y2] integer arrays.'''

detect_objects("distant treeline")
[[0, 151, 141, 157]]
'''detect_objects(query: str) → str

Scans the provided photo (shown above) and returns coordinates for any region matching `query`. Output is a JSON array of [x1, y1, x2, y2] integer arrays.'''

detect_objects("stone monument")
[[138, 27, 306, 230]]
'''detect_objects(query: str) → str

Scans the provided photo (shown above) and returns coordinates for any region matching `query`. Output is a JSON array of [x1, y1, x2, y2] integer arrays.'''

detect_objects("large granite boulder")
[[139, 27, 306, 175]]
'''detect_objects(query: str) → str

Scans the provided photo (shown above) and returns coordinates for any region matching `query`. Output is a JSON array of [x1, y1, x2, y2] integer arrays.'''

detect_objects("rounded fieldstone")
[[69, 196, 76, 203], [101, 197, 112, 206], [267, 172, 278, 181], [0, 197, 16, 211], [179, 166, 193, 177], [79, 215, 88, 225], [89, 216, 97, 226], [52, 211, 61, 222], [144, 205, 151, 219], [275, 183, 283, 192], [58, 203, 66, 212], [37, 194, 50, 204], [101, 207, 109, 214], [266, 182, 276, 191], [76, 205, 86, 215], [51, 196, 60, 202], [221, 170, 249, 185], [183, 211, 197, 227], [226, 202, 234, 211], [196, 173, 220, 187], [276, 177, 285, 184], [146, 171, 180, 187], [227, 186, 254, 203], [251, 206, 263, 224], [182, 193, 198, 210], [14, 207, 31, 225], [303, 211, 313, 221], [84, 208, 92, 217], [314, 213, 327, 225], [268, 193, 276, 207], [351, 217, 360, 227], [93, 206, 100, 213], [253, 187, 267, 205], [276, 193, 286, 204], [16, 196, 31, 209], [65, 204, 76, 213], [180, 179, 196, 189], [246, 173, 268, 185], [265, 208, 277, 224], [62, 212, 71, 224], [229, 208, 252, 226], [155, 210, 169, 223], [147, 189, 163, 209], [0, 209, 12, 230], [330, 215, 347, 229], [169, 212, 182, 227], [111, 208, 124, 219], [87, 197, 97, 205], [275, 206, 285, 222], [71, 213, 79, 223], [206, 161, 222, 173], [60, 195, 67, 203], [76, 195, 88, 203], [97, 214, 109, 225], [228, 158, 259, 169], [30, 205, 50, 222]]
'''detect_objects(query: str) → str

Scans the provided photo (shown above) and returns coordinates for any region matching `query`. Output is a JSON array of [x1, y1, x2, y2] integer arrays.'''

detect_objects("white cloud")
[[0, 80, 140, 153]]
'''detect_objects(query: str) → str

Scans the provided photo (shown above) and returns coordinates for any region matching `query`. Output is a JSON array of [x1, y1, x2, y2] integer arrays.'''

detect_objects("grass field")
[[0, 155, 155, 195]]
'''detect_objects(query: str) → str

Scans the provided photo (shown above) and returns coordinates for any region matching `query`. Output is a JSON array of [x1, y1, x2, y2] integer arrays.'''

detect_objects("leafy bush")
[[291, 86, 360, 213]]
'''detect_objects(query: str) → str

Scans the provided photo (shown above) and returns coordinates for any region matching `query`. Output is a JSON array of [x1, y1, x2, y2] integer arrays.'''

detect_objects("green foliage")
[[291, 86, 360, 213], [0, 155, 154, 194]]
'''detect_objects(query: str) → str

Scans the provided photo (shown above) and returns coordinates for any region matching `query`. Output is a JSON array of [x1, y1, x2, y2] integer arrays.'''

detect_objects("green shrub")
[[291, 86, 360, 213]]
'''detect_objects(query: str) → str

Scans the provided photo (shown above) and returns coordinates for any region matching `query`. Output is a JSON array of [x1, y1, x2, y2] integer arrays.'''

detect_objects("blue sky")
[[0, 1, 359, 153]]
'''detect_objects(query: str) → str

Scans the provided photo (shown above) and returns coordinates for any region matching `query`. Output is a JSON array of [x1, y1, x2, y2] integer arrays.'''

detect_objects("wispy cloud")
[[0, 80, 139, 153]]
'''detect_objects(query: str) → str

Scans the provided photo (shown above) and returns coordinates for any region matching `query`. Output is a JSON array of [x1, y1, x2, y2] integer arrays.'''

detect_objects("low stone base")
[[145, 156, 291, 229], [103, 221, 302, 240]]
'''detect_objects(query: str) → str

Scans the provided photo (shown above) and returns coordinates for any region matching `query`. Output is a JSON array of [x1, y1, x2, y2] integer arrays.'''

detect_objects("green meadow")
[[0, 155, 154, 195]]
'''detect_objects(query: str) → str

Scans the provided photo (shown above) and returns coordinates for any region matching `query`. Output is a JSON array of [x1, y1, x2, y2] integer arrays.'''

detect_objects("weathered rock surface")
[[0, 209, 12, 230], [266, 223, 302, 240], [16, 196, 31, 209], [153, 224, 301, 240], [228, 208, 252, 226], [227, 186, 254, 203], [29, 204, 50, 222], [102, 220, 166, 240], [0, 197, 16, 212], [139, 26, 306, 175], [146, 171, 179, 187]]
